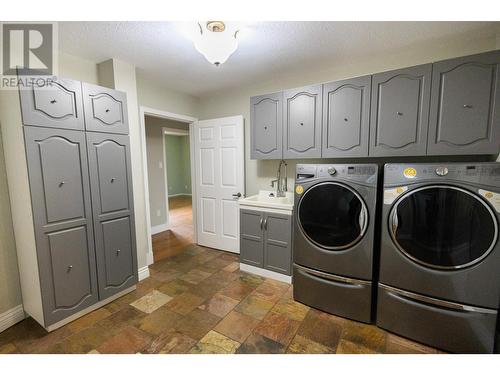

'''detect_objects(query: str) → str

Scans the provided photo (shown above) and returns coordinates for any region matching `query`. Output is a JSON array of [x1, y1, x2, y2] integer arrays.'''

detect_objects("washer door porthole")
[[389, 185, 498, 270], [297, 182, 368, 250]]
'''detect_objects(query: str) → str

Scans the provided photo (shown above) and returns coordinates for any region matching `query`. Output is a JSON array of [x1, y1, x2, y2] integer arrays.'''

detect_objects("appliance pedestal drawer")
[[293, 264, 372, 323], [376, 284, 497, 353]]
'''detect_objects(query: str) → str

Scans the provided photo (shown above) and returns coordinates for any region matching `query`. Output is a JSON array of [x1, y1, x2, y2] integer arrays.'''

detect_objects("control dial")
[[327, 167, 336, 175], [435, 167, 449, 176]]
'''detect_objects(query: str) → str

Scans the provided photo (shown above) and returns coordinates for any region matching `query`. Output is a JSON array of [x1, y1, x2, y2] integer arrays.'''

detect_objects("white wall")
[[198, 35, 499, 196]]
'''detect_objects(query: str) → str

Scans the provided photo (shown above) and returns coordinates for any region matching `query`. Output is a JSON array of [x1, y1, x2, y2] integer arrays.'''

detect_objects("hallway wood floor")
[[152, 195, 193, 262]]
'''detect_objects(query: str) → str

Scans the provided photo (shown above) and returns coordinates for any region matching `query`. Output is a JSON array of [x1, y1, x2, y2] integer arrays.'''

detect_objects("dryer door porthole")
[[389, 185, 498, 270], [297, 182, 368, 250]]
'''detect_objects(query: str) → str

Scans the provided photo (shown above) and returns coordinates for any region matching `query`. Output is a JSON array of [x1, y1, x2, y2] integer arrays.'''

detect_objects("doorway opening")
[[140, 107, 198, 265]]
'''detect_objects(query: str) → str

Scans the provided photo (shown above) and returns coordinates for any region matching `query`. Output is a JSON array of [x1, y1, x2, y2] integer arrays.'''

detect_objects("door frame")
[[139, 106, 198, 266], [162, 126, 190, 232]]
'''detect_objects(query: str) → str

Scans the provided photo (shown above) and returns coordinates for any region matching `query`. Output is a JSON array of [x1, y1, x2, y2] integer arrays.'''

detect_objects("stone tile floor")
[[0, 244, 442, 354]]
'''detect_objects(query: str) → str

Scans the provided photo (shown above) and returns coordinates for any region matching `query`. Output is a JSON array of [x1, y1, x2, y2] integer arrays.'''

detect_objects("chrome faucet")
[[271, 160, 288, 197]]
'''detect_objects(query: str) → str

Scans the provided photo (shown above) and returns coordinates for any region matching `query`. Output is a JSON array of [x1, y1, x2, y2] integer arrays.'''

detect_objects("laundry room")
[[0, 1, 500, 373]]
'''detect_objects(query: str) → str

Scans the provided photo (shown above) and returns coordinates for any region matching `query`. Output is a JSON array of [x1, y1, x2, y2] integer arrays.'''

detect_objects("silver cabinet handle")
[[105, 109, 110, 113], [110, 177, 116, 183], [59, 181, 65, 187], [50, 99, 57, 104], [396, 111, 403, 116], [263, 218, 268, 231], [259, 218, 264, 231], [116, 249, 121, 256], [67, 265, 73, 272], [463, 104, 472, 109]]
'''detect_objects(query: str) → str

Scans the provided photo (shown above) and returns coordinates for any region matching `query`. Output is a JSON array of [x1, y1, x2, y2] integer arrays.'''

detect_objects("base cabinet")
[[240, 209, 292, 275]]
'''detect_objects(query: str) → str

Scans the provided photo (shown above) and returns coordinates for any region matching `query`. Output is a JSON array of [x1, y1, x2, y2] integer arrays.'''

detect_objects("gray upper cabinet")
[[83, 83, 129, 134], [428, 50, 500, 155], [19, 77, 85, 131], [240, 209, 264, 267], [24, 126, 98, 325], [283, 85, 322, 158], [322, 76, 371, 157], [263, 212, 292, 275], [250, 92, 283, 159], [86, 132, 138, 299], [369, 64, 432, 157]]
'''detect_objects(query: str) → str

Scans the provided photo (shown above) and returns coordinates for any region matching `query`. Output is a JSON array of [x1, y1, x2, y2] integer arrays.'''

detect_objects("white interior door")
[[194, 115, 245, 253]]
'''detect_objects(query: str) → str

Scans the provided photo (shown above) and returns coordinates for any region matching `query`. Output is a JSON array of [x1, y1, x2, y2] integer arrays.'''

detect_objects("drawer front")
[[293, 264, 372, 323], [19, 77, 85, 130], [98, 216, 137, 298], [42, 226, 98, 325], [83, 83, 129, 134], [377, 284, 497, 353]]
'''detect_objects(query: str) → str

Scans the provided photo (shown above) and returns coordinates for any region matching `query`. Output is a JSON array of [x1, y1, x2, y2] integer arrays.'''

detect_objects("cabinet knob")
[[344, 118, 348, 122], [110, 177, 116, 183], [264, 126, 268, 130], [59, 181, 65, 187], [105, 109, 110, 113], [396, 111, 403, 116], [50, 99, 57, 104], [463, 104, 472, 109], [67, 265, 73, 272], [116, 249, 121, 256], [300, 122, 304, 126]]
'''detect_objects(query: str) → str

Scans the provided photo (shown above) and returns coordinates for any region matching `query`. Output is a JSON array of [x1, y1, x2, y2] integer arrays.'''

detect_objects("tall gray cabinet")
[[17, 76, 137, 330]]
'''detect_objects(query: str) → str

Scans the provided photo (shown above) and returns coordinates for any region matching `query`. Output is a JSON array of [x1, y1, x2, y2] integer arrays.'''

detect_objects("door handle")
[[232, 192, 242, 199]]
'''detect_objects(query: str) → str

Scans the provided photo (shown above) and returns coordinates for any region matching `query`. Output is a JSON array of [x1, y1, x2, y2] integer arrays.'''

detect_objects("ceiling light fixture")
[[192, 21, 239, 66]]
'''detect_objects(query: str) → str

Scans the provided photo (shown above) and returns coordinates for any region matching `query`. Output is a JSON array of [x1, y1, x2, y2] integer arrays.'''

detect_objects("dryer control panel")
[[296, 164, 378, 184]]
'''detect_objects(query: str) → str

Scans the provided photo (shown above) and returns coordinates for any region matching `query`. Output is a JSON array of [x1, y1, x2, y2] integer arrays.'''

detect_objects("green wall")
[[164, 134, 191, 196]]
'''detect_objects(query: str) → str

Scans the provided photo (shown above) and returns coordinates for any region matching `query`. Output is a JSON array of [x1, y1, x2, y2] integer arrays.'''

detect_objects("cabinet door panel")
[[264, 213, 291, 275], [101, 217, 135, 293], [24, 127, 98, 326], [250, 92, 282, 159], [87, 132, 138, 299], [370, 64, 431, 156], [19, 77, 84, 130], [83, 83, 129, 134], [284, 85, 322, 158], [323, 76, 371, 157], [428, 50, 500, 155], [47, 226, 96, 311], [240, 209, 264, 267]]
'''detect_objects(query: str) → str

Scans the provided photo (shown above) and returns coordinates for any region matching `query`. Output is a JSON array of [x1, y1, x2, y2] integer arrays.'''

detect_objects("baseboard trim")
[[151, 223, 169, 235], [0, 305, 26, 333], [138, 266, 150, 281], [239, 263, 292, 284]]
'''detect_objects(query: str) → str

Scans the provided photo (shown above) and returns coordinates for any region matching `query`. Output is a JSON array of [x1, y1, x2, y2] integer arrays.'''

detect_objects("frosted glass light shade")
[[192, 24, 238, 65]]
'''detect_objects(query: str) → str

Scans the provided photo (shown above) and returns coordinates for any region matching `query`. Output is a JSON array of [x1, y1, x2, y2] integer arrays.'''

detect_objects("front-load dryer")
[[293, 164, 378, 323], [377, 163, 500, 353]]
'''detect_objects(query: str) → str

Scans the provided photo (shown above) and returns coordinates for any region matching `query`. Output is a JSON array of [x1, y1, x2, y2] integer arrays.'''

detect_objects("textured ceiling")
[[58, 21, 499, 97]]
